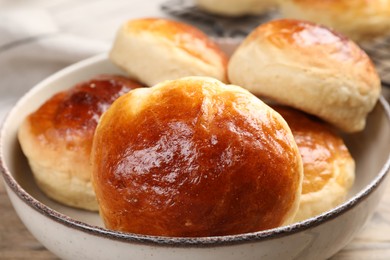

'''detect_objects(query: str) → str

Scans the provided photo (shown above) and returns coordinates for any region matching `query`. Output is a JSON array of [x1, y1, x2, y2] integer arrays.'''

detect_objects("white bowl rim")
[[1, 54, 390, 248]]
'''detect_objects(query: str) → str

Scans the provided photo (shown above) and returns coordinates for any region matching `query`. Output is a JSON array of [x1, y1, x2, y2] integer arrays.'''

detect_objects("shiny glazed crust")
[[228, 19, 381, 133], [109, 18, 228, 87], [273, 106, 355, 222], [279, 0, 390, 42], [18, 75, 144, 211], [91, 76, 303, 237]]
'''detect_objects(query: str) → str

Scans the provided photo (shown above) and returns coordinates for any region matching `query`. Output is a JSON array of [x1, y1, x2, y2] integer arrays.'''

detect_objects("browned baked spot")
[[28, 75, 144, 155]]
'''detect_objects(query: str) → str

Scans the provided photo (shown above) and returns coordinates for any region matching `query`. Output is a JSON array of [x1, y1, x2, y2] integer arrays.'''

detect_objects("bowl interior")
[[1, 54, 390, 238]]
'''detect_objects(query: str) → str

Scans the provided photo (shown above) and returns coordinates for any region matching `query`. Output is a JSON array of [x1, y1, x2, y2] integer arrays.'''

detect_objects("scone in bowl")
[[1, 53, 390, 260]]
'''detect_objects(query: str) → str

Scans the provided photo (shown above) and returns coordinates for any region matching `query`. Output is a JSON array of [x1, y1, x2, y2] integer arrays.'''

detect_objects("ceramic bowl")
[[1, 53, 390, 260]]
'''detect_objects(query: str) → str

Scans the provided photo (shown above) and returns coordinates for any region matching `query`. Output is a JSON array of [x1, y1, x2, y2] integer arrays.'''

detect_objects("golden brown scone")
[[91, 76, 303, 237], [228, 19, 381, 133], [196, 0, 276, 17], [273, 106, 355, 222], [279, 0, 390, 42], [109, 18, 228, 87], [18, 75, 144, 211]]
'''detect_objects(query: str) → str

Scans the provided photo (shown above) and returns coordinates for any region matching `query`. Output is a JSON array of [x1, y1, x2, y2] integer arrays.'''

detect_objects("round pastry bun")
[[91, 76, 303, 237], [228, 19, 381, 133], [18, 75, 144, 211], [196, 0, 276, 17], [109, 18, 228, 87], [273, 106, 355, 222], [279, 0, 390, 42]]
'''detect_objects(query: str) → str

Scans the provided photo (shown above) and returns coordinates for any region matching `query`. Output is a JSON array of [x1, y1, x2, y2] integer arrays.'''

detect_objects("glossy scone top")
[[279, 0, 390, 41], [273, 106, 355, 222], [91, 76, 303, 237], [18, 75, 143, 210], [228, 19, 381, 133], [109, 18, 228, 87]]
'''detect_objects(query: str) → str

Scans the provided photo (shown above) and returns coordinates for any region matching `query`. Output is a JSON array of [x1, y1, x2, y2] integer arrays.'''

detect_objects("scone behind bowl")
[[196, 0, 277, 17], [279, 0, 390, 42], [18, 75, 143, 211]]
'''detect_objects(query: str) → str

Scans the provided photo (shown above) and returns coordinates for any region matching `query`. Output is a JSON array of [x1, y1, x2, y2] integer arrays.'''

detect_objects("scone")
[[109, 18, 228, 87], [196, 0, 276, 17], [18, 75, 144, 211], [273, 106, 355, 222], [228, 19, 381, 133], [279, 0, 390, 42], [91, 76, 303, 237]]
